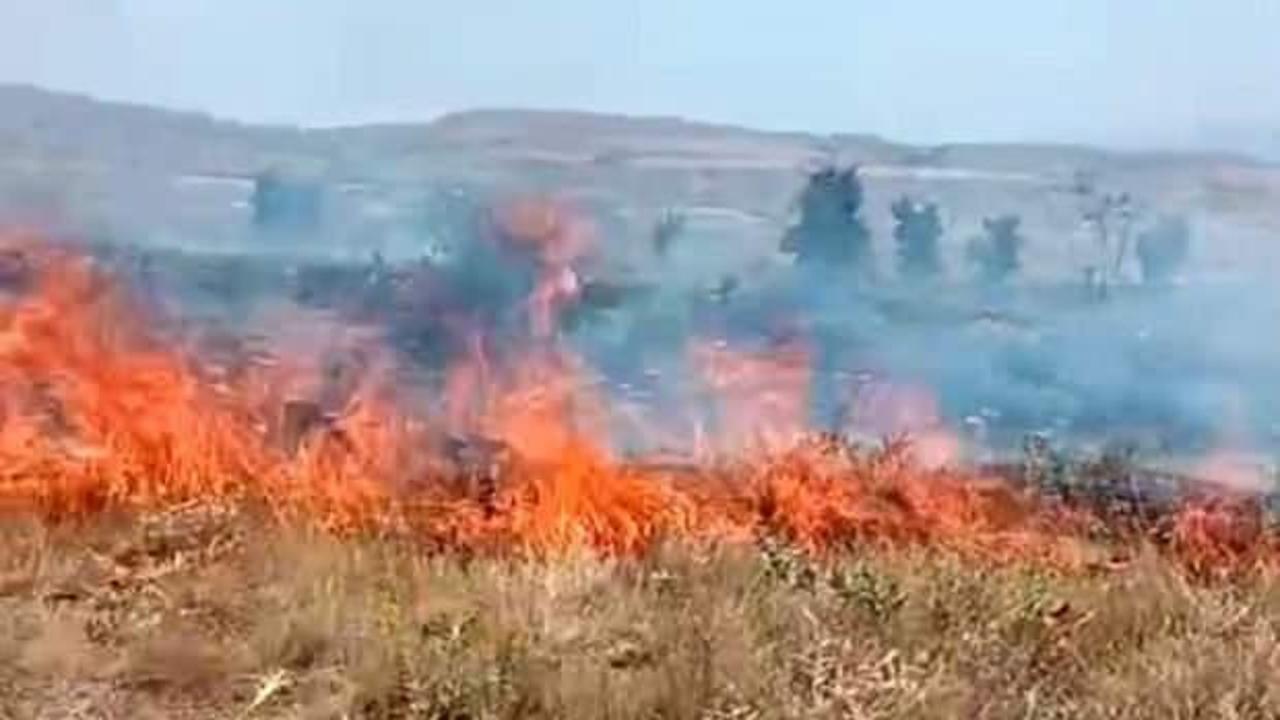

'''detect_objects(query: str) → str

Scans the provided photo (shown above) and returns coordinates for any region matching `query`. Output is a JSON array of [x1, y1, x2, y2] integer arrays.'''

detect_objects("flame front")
[[0, 230, 1274, 576]]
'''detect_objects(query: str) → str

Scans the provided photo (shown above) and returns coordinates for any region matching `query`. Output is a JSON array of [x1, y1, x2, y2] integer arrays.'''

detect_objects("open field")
[[4, 85, 1280, 719], [4, 508, 1280, 720]]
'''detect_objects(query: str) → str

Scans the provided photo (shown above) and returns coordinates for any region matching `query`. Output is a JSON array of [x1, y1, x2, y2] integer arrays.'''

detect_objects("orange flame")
[[692, 338, 811, 455], [492, 196, 588, 338], [846, 378, 963, 469], [0, 232, 1276, 576]]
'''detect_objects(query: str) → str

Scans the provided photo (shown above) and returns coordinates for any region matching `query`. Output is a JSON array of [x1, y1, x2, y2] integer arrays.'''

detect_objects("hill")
[[2, 83, 1279, 279]]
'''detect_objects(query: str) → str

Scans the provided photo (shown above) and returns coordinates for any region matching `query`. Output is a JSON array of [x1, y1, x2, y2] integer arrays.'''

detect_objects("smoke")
[[91, 190, 1280, 482], [555, 228, 1280, 473]]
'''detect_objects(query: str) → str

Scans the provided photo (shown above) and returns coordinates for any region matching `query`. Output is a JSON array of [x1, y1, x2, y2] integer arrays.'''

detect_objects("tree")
[[1066, 172, 1137, 299], [1136, 215, 1190, 285], [891, 196, 943, 280], [413, 185, 484, 260], [966, 214, 1025, 284], [780, 167, 871, 431], [780, 166, 872, 272], [251, 170, 322, 231], [651, 208, 686, 259]]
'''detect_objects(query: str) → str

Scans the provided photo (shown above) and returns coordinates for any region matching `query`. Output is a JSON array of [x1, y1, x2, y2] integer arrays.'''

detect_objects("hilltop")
[[2, 83, 1279, 278]]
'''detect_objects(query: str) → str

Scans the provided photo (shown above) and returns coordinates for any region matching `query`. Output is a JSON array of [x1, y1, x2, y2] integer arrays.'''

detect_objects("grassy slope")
[[2, 506, 1279, 719]]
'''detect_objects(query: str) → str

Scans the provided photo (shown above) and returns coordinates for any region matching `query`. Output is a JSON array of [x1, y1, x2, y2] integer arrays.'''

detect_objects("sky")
[[2, 1, 1277, 153]]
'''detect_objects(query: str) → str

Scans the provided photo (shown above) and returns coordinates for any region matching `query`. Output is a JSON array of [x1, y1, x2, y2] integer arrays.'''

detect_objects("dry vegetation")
[[4, 208, 1280, 718], [2, 506, 1279, 720]]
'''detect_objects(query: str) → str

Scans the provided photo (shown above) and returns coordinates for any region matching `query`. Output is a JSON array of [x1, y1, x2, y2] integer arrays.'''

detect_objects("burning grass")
[[2, 231, 1280, 716], [0, 232, 1276, 574]]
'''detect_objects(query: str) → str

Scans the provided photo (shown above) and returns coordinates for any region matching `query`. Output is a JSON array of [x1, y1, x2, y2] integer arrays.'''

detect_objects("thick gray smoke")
[[563, 258, 1280, 461], [94, 188, 1280, 472]]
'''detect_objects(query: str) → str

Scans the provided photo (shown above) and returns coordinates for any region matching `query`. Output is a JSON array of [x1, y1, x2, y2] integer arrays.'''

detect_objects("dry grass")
[[2, 507, 1280, 719]]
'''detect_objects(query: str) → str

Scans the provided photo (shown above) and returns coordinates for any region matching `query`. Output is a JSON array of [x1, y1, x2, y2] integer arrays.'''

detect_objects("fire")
[[491, 196, 588, 338], [692, 337, 811, 454], [1169, 497, 1272, 579], [843, 376, 966, 469], [0, 239, 265, 517], [745, 437, 1092, 565], [1193, 449, 1274, 495], [0, 230, 1275, 577]]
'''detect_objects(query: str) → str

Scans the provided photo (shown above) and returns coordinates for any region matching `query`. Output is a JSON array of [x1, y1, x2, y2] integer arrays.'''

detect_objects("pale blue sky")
[[2, 1, 1277, 151]]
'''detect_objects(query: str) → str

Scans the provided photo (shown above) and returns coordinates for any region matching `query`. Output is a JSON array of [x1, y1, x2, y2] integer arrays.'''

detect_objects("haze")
[[2, 0, 1278, 154]]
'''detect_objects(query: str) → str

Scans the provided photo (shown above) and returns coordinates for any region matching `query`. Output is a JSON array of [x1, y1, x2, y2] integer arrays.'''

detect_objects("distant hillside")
[[0, 84, 326, 174], [1, 84, 1278, 280], [3, 85, 1263, 179]]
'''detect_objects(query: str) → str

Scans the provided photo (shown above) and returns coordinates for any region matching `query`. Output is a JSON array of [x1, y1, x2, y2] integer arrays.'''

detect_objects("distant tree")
[[966, 214, 1025, 284], [652, 208, 686, 258], [890, 196, 944, 280], [1066, 172, 1138, 299], [1136, 215, 1191, 285], [708, 273, 739, 304], [252, 170, 322, 231], [780, 166, 872, 272], [413, 185, 484, 259]]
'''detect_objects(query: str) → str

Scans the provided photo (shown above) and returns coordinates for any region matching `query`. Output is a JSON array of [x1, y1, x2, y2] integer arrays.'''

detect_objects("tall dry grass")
[[2, 508, 1280, 719]]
